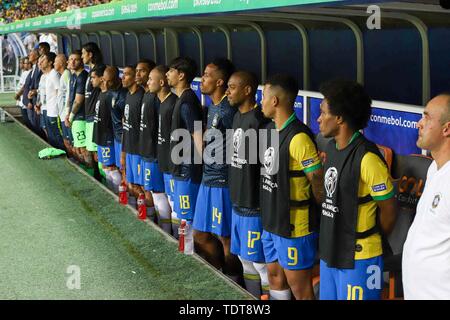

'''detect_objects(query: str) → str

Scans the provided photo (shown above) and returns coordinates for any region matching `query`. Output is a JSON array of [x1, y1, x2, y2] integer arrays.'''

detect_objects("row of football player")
[[15, 42, 450, 300]]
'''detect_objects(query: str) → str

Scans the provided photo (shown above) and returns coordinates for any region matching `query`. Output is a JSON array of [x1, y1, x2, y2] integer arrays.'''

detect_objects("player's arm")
[[306, 168, 325, 205], [15, 85, 25, 101], [376, 197, 397, 235], [181, 103, 203, 159], [69, 93, 85, 123], [362, 152, 398, 235], [291, 133, 324, 204]]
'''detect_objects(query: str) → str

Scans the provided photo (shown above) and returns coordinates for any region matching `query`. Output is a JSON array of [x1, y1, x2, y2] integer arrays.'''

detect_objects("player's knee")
[[194, 230, 212, 245], [239, 257, 258, 276], [144, 192, 154, 207]]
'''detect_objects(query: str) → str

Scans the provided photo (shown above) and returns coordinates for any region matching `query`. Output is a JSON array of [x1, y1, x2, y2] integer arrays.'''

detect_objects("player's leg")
[[336, 256, 383, 300], [262, 231, 291, 300], [163, 174, 178, 238], [193, 185, 224, 269], [173, 179, 200, 241], [275, 233, 317, 300], [231, 210, 267, 297], [147, 161, 171, 233]]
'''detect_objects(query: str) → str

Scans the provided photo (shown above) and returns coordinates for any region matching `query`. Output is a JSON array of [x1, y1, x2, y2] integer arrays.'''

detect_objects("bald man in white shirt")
[[402, 93, 450, 300]]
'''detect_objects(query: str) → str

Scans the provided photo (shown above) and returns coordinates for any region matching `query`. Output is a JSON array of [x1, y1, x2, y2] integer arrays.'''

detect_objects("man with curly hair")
[[317, 79, 397, 300]]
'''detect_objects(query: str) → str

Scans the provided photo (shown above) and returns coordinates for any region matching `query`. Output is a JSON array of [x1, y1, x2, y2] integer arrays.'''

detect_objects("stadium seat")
[[384, 154, 432, 299], [376, 144, 393, 173]]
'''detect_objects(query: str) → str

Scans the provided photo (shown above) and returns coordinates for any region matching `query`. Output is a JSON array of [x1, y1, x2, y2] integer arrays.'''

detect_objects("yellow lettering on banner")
[[145, 169, 151, 182]]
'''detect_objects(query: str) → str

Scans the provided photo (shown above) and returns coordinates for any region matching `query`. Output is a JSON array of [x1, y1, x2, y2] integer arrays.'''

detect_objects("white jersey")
[[38, 73, 47, 111], [58, 69, 71, 120], [402, 160, 450, 300], [45, 69, 61, 118], [18, 70, 31, 108]]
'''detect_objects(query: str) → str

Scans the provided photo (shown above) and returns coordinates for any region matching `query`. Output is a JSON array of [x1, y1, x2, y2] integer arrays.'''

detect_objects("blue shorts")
[[142, 159, 165, 193], [192, 185, 233, 237], [61, 120, 73, 143], [125, 153, 142, 185], [230, 209, 265, 263], [97, 144, 115, 167], [173, 179, 200, 222], [114, 139, 122, 169], [163, 173, 175, 200], [262, 231, 317, 270], [319, 256, 383, 300]]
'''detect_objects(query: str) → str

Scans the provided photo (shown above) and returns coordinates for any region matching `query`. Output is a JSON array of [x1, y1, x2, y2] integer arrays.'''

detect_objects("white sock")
[[152, 192, 172, 234], [270, 289, 291, 300], [239, 256, 262, 297], [254, 262, 270, 294], [110, 169, 122, 193], [171, 211, 180, 240], [104, 169, 114, 191]]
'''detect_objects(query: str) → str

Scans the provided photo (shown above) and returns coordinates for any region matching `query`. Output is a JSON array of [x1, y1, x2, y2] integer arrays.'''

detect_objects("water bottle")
[[0, 108, 5, 123], [137, 193, 146, 220], [178, 220, 186, 253], [178, 219, 194, 255], [119, 181, 128, 205]]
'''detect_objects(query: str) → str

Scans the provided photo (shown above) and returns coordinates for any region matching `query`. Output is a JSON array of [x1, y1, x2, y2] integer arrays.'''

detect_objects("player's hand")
[[120, 156, 126, 172], [27, 103, 33, 110], [65, 116, 71, 128]]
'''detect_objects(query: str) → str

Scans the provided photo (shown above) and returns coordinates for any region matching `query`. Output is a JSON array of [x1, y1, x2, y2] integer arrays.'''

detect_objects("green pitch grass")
[[0, 93, 15, 107], [0, 119, 253, 300]]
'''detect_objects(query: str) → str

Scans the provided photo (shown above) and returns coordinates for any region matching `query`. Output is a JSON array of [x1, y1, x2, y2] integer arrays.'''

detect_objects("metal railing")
[[0, 75, 20, 93]]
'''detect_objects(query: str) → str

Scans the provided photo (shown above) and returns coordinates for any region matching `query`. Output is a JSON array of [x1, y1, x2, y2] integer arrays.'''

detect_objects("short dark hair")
[[169, 57, 197, 84], [210, 58, 235, 85], [125, 64, 136, 70], [71, 50, 82, 57], [43, 52, 56, 66], [82, 42, 103, 65], [137, 58, 156, 71], [264, 73, 298, 105], [320, 79, 372, 131], [107, 65, 120, 77], [154, 64, 169, 76], [236, 71, 258, 97], [91, 64, 107, 77], [38, 42, 50, 52]]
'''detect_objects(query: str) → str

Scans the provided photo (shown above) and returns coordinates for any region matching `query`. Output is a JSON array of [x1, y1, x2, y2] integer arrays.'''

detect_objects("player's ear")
[[178, 71, 185, 82], [443, 121, 450, 138], [272, 95, 280, 107], [217, 78, 224, 88], [244, 85, 252, 97]]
